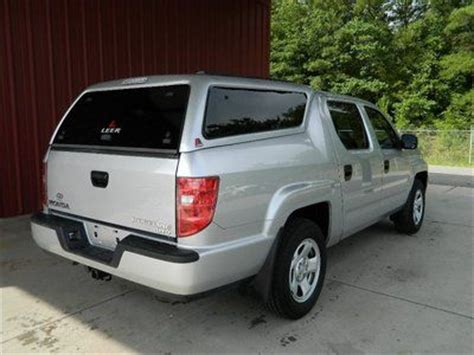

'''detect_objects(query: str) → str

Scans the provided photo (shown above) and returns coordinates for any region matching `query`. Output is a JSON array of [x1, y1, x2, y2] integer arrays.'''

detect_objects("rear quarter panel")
[[177, 95, 343, 249]]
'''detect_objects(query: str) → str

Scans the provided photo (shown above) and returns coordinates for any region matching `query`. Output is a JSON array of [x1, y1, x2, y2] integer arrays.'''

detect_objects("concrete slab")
[[1, 184, 473, 353], [0, 216, 133, 342], [425, 185, 473, 226], [3, 280, 473, 353], [429, 165, 474, 188], [328, 219, 473, 318], [430, 166, 474, 176]]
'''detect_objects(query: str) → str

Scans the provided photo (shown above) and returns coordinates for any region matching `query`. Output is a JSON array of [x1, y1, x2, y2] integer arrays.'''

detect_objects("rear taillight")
[[41, 161, 47, 207], [176, 176, 219, 237]]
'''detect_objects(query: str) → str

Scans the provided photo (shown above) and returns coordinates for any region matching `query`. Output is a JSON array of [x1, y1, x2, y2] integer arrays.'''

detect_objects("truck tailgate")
[[47, 149, 177, 238]]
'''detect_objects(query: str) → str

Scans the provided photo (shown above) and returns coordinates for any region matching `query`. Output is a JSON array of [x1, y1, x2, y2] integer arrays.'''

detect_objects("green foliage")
[[270, 0, 310, 83], [438, 89, 474, 129], [385, 0, 428, 27], [444, 4, 474, 48], [408, 129, 472, 167], [271, 0, 474, 130]]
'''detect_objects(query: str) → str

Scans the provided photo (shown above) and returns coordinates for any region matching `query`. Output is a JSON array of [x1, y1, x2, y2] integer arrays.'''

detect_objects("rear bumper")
[[31, 213, 267, 295]]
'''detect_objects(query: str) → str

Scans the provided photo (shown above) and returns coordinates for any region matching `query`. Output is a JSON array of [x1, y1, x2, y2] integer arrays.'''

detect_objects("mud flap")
[[252, 228, 284, 302]]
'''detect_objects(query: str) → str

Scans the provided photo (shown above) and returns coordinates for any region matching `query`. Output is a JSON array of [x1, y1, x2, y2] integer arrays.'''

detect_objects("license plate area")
[[84, 222, 128, 251]]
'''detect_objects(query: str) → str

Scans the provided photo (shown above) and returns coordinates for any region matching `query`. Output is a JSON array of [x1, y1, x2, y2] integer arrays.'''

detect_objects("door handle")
[[91, 171, 109, 188], [343, 164, 353, 181], [384, 160, 390, 173]]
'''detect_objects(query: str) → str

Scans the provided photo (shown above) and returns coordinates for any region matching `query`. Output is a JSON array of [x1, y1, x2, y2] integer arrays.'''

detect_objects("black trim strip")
[[50, 145, 179, 159], [49, 209, 176, 242], [32, 212, 199, 266]]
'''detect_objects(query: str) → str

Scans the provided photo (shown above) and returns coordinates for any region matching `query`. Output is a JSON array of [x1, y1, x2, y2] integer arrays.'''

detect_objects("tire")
[[267, 217, 326, 319], [392, 179, 426, 235]]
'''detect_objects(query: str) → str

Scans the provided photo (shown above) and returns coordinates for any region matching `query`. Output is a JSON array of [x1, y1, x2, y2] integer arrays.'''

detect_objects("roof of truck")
[[86, 73, 376, 107], [317, 90, 376, 107], [87, 73, 311, 92]]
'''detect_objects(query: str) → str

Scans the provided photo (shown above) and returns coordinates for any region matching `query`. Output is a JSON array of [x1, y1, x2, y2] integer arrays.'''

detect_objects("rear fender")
[[262, 180, 337, 241]]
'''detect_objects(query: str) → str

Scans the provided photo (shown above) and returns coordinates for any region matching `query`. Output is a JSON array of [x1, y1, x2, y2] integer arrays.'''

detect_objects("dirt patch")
[[280, 335, 298, 347]]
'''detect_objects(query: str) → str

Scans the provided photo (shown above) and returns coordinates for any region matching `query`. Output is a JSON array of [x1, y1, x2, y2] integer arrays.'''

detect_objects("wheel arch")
[[286, 202, 330, 244], [415, 170, 428, 189]]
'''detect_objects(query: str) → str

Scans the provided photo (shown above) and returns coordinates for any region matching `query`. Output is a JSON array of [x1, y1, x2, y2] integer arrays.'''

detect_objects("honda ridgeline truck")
[[31, 74, 427, 319]]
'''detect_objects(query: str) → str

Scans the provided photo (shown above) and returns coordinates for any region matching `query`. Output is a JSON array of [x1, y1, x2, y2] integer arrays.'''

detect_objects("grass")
[[412, 131, 474, 168]]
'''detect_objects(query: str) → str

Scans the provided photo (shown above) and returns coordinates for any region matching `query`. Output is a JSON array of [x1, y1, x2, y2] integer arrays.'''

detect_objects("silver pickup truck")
[[31, 74, 427, 319]]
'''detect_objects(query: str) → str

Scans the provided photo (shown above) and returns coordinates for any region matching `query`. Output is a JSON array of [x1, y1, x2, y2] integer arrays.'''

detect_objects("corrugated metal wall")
[[0, 0, 270, 217]]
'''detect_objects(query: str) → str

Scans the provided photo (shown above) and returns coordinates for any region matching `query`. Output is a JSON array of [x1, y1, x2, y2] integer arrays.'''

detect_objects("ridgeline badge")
[[131, 216, 172, 236]]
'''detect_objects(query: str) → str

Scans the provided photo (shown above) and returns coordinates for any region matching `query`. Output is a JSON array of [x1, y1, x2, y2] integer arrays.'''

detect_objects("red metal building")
[[0, 0, 270, 217]]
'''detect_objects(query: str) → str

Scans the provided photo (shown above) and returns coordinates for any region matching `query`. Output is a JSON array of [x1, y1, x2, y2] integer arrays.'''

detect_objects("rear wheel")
[[392, 179, 426, 234], [267, 218, 326, 319]]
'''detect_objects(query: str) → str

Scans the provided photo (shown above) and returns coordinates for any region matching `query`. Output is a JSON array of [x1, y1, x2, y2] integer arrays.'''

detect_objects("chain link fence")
[[399, 129, 474, 167]]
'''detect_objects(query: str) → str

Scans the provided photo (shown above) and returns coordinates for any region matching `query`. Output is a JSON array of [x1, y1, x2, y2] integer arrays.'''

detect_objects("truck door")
[[362, 106, 411, 213], [325, 100, 385, 237]]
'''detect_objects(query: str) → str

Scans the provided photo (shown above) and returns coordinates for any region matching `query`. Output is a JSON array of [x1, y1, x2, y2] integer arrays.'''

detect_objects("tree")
[[391, 8, 450, 128], [272, 0, 395, 104], [438, 4, 474, 129], [385, 0, 428, 28], [271, 0, 472, 129], [271, 0, 310, 83]]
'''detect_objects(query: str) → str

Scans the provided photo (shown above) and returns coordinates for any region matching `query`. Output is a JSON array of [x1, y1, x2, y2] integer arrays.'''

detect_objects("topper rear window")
[[53, 85, 190, 151]]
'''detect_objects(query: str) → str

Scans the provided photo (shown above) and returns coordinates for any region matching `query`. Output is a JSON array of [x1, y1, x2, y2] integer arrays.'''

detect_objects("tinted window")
[[53, 85, 190, 151], [328, 101, 369, 150], [203, 87, 307, 139], [365, 107, 400, 149]]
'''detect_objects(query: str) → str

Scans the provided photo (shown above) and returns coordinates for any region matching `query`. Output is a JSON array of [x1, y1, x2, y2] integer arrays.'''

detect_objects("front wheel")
[[392, 179, 426, 234], [267, 218, 326, 319]]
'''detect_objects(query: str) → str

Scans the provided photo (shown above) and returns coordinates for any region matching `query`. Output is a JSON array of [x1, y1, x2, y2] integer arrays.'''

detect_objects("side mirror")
[[401, 134, 418, 150]]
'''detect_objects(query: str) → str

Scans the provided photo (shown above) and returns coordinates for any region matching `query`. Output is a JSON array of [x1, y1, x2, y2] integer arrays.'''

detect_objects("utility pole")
[[469, 126, 473, 165]]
